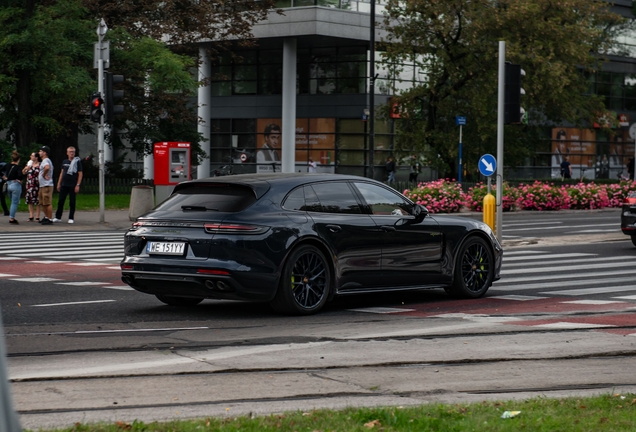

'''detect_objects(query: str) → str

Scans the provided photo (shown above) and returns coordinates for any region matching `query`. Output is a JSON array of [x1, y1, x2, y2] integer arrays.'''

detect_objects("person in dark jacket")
[[2, 151, 23, 224], [385, 156, 396, 183], [0, 161, 9, 216]]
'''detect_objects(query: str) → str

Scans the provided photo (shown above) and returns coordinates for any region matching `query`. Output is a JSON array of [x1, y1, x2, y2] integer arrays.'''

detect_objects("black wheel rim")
[[460, 242, 491, 293], [290, 251, 328, 309]]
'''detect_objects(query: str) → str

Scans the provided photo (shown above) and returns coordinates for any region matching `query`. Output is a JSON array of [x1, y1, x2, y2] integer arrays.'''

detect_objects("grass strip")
[[38, 393, 636, 431], [16, 194, 131, 213]]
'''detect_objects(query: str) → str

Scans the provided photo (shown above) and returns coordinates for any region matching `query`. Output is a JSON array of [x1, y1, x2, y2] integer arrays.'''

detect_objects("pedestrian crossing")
[[0, 231, 125, 263], [492, 250, 636, 299], [500, 219, 619, 238]]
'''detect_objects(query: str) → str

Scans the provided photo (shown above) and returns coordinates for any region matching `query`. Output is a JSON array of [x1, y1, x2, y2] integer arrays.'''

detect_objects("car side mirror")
[[413, 204, 428, 222]]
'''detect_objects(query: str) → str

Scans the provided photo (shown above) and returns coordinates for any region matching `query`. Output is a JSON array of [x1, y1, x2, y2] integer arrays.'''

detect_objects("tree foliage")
[[0, 0, 274, 165], [381, 0, 626, 178]]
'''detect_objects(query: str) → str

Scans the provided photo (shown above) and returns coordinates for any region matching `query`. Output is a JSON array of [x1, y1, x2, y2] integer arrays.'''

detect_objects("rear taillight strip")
[[204, 223, 267, 234]]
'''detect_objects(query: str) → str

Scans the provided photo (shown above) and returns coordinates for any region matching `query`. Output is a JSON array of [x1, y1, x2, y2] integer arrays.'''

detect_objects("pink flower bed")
[[402, 180, 636, 213]]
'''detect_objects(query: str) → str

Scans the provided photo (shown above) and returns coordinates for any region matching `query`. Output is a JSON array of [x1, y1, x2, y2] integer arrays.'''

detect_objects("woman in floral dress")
[[22, 152, 41, 221]]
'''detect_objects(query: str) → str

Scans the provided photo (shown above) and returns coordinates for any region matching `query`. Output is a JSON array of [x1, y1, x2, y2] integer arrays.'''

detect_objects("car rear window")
[[154, 184, 257, 213]]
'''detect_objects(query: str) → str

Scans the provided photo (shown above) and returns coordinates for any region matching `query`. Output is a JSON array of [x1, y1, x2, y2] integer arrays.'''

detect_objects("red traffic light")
[[89, 93, 104, 123]]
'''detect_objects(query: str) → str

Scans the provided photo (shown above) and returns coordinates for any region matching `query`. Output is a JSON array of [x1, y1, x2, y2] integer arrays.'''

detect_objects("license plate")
[[146, 241, 186, 255]]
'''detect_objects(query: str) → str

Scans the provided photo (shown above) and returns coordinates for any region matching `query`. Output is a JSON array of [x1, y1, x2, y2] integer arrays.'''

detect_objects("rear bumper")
[[120, 258, 279, 301]]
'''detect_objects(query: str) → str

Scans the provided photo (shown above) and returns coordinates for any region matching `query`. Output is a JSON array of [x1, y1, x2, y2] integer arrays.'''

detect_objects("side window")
[[282, 187, 305, 211], [354, 182, 413, 216], [309, 182, 362, 214]]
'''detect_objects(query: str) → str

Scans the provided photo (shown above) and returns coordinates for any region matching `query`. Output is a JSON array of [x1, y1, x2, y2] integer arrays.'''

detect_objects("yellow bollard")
[[483, 193, 496, 232]]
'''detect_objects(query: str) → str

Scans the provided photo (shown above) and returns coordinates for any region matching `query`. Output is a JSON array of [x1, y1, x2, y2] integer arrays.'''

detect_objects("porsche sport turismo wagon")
[[121, 174, 502, 315]]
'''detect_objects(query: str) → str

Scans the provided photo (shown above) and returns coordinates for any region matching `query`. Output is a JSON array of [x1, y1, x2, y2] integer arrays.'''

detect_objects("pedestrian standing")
[[54, 146, 83, 224], [38, 146, 54, 225], [2, 151, 23, 224], [385, 156, 396, 183], [22, 152, 41, 222], [308, 157, 317, 173], [408, 154, 421, 183], [560, 156, 572, 180], [0, 161, 8, 216]]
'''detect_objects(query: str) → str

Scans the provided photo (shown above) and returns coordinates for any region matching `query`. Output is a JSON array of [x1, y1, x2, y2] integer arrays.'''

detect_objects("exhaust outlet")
[[205, 280, 216, 290]]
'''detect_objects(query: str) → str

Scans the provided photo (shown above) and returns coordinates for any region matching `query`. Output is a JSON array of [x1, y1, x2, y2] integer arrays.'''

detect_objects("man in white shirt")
[[308, 157, 317, 173], [38, 146, 54, 225]]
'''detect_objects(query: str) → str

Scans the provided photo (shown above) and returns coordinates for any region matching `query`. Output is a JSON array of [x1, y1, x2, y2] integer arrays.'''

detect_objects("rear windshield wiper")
[[181, 205, 218, 211]]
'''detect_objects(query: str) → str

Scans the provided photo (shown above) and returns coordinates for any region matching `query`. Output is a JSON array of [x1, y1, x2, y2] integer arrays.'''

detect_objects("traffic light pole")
[[98, 57, 105, 223], [96, 19, 107, 223], [496, 41, 505, 243]]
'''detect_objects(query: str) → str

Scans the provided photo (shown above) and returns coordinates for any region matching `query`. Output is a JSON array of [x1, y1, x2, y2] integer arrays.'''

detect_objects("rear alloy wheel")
[[270, 245, 331, 315], [156, 295, 204, 307], [447, 236, 494, 299]]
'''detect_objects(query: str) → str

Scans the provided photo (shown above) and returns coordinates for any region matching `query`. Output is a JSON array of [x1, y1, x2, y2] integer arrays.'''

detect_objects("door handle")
[[326, 224, 342, 233], [380, 225, 396, 232]]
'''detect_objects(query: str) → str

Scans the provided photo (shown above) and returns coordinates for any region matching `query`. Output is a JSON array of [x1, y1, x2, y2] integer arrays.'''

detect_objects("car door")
[[304, 181, 384, 290], [352, 181, 445, 287]]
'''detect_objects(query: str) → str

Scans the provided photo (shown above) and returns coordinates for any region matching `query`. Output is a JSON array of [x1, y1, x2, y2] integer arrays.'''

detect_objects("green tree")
[[381, 0, 625, 179], [0, 0, 275, 165]]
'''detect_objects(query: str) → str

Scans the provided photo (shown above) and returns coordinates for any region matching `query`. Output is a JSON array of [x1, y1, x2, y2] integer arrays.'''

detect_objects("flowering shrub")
[[403, 179, 463, 213], [565, 182, 609, 210], [463, 182, 519, 212], [402, 180, 636, 213], [605, 181, 636, 207], [515, 181, 569, 211]]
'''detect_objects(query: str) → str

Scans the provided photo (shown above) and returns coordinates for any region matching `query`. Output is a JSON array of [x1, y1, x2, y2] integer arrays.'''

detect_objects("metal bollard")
[[483, 193, 496, 232]]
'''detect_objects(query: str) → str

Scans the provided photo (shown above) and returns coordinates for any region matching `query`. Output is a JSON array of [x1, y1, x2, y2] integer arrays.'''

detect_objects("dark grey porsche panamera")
[[121, 173, 502, 315]]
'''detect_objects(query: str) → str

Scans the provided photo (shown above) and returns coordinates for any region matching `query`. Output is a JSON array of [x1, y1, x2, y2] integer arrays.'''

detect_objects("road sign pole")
[[458, 125, 463, 183]]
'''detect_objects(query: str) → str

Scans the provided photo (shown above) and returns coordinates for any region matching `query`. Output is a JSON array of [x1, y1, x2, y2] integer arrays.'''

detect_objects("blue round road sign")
[[479, 154, 497, 177]]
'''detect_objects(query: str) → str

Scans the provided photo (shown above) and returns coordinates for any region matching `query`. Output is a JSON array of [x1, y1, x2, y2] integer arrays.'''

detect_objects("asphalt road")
[[2, 224, 636, 428]]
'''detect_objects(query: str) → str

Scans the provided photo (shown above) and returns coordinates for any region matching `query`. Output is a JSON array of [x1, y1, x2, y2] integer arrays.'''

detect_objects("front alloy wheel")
[[447, 236, 494, 298], [270, 245, 331, 315]]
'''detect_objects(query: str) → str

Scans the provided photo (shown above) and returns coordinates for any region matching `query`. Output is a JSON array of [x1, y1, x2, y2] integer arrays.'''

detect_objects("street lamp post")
[[368, 0, 375, 180]]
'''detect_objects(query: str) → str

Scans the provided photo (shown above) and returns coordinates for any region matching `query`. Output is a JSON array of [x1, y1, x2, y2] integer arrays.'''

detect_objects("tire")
[[156, 295, 204, 307], [631, 235, 636, 247], [447, 236, 494, 299], [270, 245, 331, 315]]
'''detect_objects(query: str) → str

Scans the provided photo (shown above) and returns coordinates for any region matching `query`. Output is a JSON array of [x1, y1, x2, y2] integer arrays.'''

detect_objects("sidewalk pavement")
[[1, 210, 133, 232]]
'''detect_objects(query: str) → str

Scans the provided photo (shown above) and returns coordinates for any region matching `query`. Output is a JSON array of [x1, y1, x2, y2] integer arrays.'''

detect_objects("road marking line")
[[67, 262, 114, 266], [531, 322, 615, 329], [504, 223, 618, 232], [502, 261, 635, 275], [614, 295, 636, 300], [497, 269, 635, 284], [490, 295, 548, 301], [101, 286, 134, 291], [0, 273, 17, 277], [10, 277, 60, 282], [25, 260, 71, 264], [106, 266, 121, 270], [503, 255, 631, 269], [561, 300, 626, 305], [499, 251, 545, 256], [541, 286, 636, 296], [503, 253, 593, 262], [0, 257, 23, 261], [31, 300, 116, 307], [348, 307, 415, 314], [55, 282, 112, 286], [502, 221, 563, 227], [493, 276, 636, 291]]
